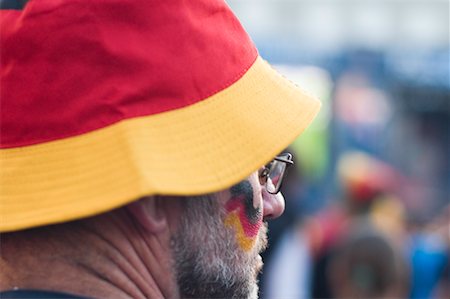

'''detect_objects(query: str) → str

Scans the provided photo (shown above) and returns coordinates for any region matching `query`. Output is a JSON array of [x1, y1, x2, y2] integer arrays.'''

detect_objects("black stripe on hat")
[[0, 0, 28, 10]]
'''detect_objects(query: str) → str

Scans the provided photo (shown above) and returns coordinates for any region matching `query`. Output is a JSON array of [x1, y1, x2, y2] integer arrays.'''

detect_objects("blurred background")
[[227, 0, 449, 298]]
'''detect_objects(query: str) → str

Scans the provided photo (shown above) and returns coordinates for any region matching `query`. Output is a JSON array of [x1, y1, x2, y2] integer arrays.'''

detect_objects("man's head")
[[1, 0, 320, 297]]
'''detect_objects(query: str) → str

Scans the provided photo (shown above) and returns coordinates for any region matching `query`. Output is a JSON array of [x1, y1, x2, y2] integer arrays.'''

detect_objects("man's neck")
[[0, 209, 179, 299]]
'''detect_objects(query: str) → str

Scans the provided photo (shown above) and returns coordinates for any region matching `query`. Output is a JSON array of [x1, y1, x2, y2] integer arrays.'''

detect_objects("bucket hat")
[[0, 0, 320, 232]]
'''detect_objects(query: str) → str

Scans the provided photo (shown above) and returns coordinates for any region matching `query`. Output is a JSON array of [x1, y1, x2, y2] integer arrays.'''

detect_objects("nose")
[[262, 188, 285, 220]]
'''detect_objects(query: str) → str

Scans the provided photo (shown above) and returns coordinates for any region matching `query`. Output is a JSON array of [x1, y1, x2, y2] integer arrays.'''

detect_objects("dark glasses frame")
[[259, 152, 294, 194]]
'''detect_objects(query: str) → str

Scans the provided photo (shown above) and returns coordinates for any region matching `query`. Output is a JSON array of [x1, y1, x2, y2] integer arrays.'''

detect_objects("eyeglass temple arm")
[[274, 154, 294, 165]]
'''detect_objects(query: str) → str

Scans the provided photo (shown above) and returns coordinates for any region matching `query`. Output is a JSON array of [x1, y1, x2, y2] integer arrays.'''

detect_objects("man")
[[0, 0, 320, 298]]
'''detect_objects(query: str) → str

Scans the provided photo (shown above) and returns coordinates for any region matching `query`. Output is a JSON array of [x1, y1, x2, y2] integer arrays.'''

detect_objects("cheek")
[[223, 181, 263, 252]]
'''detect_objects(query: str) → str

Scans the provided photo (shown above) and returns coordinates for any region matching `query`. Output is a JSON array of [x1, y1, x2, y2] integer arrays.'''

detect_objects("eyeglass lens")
[[267, 155, 289, 194]]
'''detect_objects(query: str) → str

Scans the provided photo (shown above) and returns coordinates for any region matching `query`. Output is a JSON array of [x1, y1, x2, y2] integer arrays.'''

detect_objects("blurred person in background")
[[328, 221, 409, 299], [407, 204, 450, 299], [0, 0, 321, 298], [308, 151, 409, 298]]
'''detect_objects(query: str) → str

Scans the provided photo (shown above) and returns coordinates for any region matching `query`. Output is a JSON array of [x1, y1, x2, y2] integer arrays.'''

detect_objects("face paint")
[[224, 180, 263, 251]]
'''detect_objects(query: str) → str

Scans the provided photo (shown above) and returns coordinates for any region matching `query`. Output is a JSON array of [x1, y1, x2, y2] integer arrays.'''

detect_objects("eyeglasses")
[[259, 153, 294, 194]]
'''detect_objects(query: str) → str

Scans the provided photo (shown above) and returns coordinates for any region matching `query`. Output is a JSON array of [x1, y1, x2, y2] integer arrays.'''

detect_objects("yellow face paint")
[[224, 212, 257, 251]]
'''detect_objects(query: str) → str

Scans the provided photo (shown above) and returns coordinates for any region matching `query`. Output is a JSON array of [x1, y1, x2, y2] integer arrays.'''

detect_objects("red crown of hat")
[[1, 0, 255, 148]]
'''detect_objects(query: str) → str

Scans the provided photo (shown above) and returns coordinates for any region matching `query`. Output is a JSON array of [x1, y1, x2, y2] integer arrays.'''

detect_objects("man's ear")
[[126, 196, 167, 233]]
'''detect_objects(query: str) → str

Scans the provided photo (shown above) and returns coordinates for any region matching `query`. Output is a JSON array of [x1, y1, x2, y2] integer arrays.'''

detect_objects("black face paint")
[[230, 180, 262, 224]]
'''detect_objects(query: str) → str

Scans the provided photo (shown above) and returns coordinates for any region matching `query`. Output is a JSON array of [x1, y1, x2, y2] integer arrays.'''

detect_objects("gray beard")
[[171, 195, 266, 299]]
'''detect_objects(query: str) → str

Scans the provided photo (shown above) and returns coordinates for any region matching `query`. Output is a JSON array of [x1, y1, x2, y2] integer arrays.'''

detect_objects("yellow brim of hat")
[[0, 57, 321, 232]]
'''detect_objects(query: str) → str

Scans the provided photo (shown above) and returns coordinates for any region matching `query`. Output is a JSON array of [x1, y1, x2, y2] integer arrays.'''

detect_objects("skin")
[[0, 170, 285, 298]]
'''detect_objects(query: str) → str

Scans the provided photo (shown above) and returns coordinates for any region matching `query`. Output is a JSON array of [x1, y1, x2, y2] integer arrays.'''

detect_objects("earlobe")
[[126, 197, 167, 233]]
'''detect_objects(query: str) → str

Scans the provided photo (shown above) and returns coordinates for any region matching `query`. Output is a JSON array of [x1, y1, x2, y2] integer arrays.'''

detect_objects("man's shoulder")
[[0, 289, 90, 299]]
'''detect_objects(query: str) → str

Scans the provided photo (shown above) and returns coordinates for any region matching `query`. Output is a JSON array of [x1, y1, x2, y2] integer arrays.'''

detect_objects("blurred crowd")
[[260, 149, 449, 299], [256, 55, 449, 298]]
